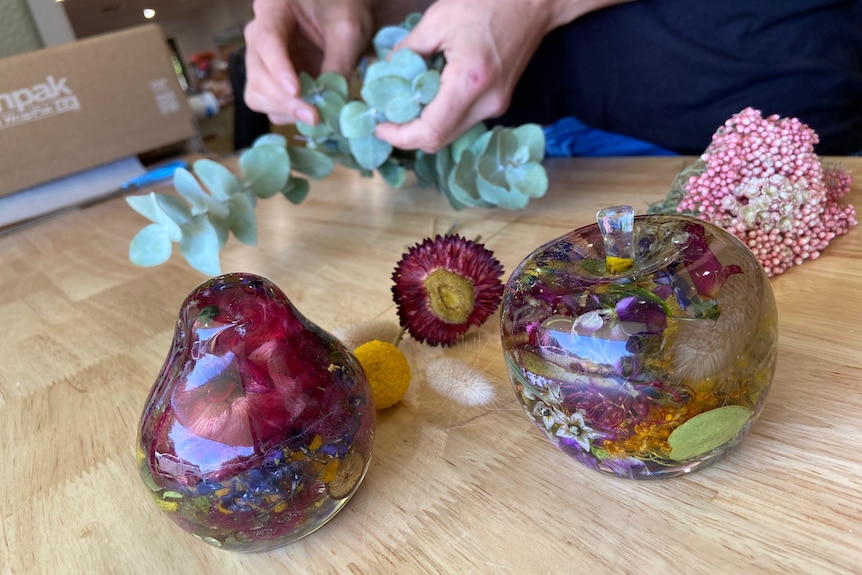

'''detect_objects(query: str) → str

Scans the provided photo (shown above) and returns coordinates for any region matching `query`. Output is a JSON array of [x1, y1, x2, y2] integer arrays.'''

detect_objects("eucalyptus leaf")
[[496, 129, 521, 160], [336, 137, 352, 155], [129, 224, 172, 267], [240, 144, 290, 199], [296, 121, 334, 140], [512, 123, 545, 162], [511, 144, 531, 166], [384, 93, 421, 124], [156, 194, 193, 228], [378, 160, 407, 188], [413, 150, 438, 188], [505, 162, 549, 199], [130, 192, 181, 242], [329, 148, 363, 171], [282, 176, 310, 204], [447, 169, 477, 208], [430, 53, 446, 72], [476, 136, 508, 188], [179, 215, 222, 275], [252, 133, 287, 148], [468, 128, 495, 157], [316, 72, 349, 99], [363, 59, 392, 84], [451, 150, 480, 197], [173, 168, 212, 216], [227, 192, 257, 246], [288, 146, 335, 180], [349, 135, 393, 170], [452, 124, 488, 162], [443, 177, 474, 210], [209, 215, 230, 248], [194, 159, 241, 201], [315, 91, 347, 124], [404, 12, 422, 29], [298, 72, 316, 96], [340, 101, 377, 139], [361, 76, 411, 113], [411, 70, 440, 105], [436, 147, 470, 210], [372, 26, 408, 60], [477, 172, 529, 210], [388, 48, 428, 81], [435, 145, 454, 185], [126, 193, 160, 224], [448, 150, 492, 208]]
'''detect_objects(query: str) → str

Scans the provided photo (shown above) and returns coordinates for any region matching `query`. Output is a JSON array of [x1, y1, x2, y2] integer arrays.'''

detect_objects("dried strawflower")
[[650, 107, 856, 276], [392, 234, 504, 346], [353, 340, 412, 409]]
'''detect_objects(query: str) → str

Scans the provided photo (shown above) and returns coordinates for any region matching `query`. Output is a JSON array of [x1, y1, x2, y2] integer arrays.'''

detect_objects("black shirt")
[[498, 0, 862, 155]]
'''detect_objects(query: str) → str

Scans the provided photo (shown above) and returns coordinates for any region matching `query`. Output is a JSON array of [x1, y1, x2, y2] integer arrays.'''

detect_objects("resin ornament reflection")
[[500, 206, 777, 478], [137, 273, 376, 551]]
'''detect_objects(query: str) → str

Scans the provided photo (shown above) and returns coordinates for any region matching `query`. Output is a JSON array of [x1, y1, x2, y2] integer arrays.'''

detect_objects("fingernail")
[[297, 109, 315, 125]]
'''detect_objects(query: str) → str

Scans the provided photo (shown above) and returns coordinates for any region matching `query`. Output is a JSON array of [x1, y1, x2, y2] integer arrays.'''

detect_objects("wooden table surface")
[[1, 156, 860, 574]]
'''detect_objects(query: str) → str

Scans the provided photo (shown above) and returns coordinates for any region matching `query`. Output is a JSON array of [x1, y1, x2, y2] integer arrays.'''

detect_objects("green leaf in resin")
[[668, 405, 752, 461]]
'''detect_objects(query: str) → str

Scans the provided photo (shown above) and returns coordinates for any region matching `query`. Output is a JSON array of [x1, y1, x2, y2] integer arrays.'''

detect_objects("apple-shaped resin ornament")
[[500, 206, 777, 478], [137, 273, 376, 551]]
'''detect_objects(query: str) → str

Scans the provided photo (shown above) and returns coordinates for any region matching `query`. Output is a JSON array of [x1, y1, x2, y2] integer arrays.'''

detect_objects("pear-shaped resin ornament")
[[500, 207, 778, 479], [137, 273, 376, 551]]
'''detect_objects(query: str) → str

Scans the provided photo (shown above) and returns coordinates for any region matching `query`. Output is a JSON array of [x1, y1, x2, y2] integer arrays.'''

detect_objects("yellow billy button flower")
[[604, 256, 634, 275], [353, 340, 411, 410]]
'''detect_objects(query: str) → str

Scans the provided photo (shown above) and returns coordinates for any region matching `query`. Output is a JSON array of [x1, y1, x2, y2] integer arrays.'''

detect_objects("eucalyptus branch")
[[126, 13, 549, 275]]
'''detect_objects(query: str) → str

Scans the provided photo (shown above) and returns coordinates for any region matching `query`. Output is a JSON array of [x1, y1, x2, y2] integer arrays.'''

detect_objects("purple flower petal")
[[681, 222, 742, 297], [615, 296, 667, 335]]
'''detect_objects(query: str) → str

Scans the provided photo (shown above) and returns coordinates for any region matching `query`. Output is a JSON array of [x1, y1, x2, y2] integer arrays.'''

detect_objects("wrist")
[[536, 0, 636, 31]]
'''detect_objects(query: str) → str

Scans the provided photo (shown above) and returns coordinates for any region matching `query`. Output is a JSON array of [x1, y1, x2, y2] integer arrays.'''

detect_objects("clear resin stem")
[[596, 205, 635, 274]]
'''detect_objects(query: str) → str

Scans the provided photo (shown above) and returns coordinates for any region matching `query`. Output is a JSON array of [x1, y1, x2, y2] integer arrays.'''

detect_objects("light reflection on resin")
[[500, 211, 777, 479], [137, 273, 376, 551]]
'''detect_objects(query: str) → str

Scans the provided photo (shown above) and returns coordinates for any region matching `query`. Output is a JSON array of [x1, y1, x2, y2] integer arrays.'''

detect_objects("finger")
[[244, 25, 319, 124], [244, 66, 318, 125], [244, 18, 300, 97], [243, 47, 310, 122]]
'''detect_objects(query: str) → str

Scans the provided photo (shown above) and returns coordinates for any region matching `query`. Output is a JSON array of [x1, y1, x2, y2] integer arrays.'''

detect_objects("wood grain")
[[1, 156, 859, 574]]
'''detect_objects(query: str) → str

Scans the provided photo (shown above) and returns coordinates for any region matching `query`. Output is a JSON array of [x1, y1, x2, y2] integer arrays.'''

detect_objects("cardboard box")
[[0, 24, 198, 198]]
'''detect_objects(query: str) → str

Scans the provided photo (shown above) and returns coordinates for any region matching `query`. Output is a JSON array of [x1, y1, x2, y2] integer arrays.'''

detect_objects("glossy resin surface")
[[501, 213, 777, 478], [138, 273, 376, 550]]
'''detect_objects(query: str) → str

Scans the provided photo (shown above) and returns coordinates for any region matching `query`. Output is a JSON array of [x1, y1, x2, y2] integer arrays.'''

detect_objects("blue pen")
[[120, 159, 190, 191]]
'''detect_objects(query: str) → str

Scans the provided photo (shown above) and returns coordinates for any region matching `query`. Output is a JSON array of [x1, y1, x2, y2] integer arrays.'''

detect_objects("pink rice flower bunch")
[[669, 107, 856, 277]]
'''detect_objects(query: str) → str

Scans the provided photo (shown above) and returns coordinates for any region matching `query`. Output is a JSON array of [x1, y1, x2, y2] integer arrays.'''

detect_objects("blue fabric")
[[543, 117, 677, 157]]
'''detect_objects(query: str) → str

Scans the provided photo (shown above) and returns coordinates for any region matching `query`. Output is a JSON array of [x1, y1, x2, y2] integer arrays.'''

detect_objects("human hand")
[[371, 0, 553, 152], [374, 0, 634, 152], [243, 0, 374, 125]]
